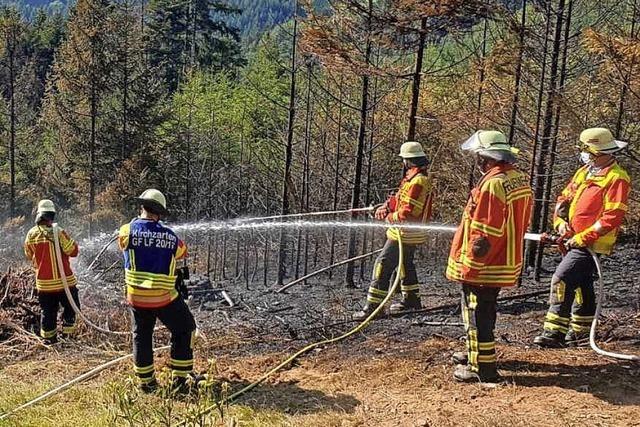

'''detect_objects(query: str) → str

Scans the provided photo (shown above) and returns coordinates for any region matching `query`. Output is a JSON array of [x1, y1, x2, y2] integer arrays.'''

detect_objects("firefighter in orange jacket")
[[446, 131, 532, 383], [24, 200, 80, 344], [534, 128, 631, 348], [118, 189, 199, 393], [353, 141, 434, 320]]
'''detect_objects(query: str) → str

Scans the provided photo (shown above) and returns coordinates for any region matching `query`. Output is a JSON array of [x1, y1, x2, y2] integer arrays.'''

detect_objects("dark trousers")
[[461, 285, 500, 374], [365, 239, 419, 306], [38, 287, 80, 340], [130, 297, 197, 383], [543, 248, 597, 337]]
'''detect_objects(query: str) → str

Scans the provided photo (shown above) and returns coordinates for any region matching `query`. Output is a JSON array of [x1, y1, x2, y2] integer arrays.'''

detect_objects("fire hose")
[[529, 232, 639, 362], [3, 217, 638, 420], [172, 230, 407, 426], [0, 209, 383, 420], [52, 224, 129, 336]]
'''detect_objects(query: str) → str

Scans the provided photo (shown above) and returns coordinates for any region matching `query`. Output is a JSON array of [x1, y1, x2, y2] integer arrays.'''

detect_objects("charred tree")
[[507, 0, 527, 146], [345, 0, 373, 288], [528, 0, 567, 272], [276, 0, 299, 287], [406, 17, 427, 141]]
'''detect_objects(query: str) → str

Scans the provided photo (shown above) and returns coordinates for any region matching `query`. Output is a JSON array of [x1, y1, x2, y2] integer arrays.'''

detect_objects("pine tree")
[[0, 7, 26, 218], [146, 0, 244, 92]]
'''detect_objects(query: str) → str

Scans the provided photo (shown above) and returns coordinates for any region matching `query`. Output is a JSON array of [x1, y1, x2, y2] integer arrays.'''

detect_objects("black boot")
[[352, 303, 381, 321], [451, 351, 468, 365], [533, 330, 565, 348], [139, 378, 159, 394], [453, 364, 500, 384], [172, 374, 208, 395], [389, 294, 422, 314], [565, 330, 589, 347]]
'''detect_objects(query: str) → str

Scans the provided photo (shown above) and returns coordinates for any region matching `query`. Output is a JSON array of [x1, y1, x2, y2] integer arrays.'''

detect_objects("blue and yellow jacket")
[[118, 218, 188, 309]]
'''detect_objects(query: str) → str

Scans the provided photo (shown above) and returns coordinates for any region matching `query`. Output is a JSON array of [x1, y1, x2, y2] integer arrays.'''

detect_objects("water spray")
[[52, 224, 129, 336], [3, 211, 637, 421]]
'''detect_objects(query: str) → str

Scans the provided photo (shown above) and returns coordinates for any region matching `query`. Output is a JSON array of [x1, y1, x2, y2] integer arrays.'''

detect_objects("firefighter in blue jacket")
[[118, 189, 198, 393]]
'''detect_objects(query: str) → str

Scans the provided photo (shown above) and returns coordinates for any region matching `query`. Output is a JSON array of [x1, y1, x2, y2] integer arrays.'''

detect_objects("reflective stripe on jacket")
[[446, 164, 532, 287], [385, 167, 434, 245], [24, 225, 79, 292], [553, 162, 630, 255], [118, 218, 188, 309]]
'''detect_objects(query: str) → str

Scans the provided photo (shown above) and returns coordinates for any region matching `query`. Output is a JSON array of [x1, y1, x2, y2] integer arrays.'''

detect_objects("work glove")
[[556, 221, 572, 237], [555, 200, 570, 222], [471, 236, 491, 258], [375, 206, 388, 221]]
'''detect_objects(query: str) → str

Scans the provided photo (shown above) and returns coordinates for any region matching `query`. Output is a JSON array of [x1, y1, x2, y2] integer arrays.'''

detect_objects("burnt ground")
[[1, 237, 639, 426]]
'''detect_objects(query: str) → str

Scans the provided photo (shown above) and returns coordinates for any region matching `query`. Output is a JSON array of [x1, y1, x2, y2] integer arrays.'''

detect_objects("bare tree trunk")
[[345, 0, 373, 287], [615, 0, 638, 137], [89, 85, 97, 238], [525, 0, 553, 268], [276, 0, 299, 287], [507, 0, 527, 146], [328, 80, 344, 280], [407, 17, 427, 141], [360, 59, 380, 281], [529, 0, 566, 275], [8, 33, 16, 218], [535, 0, 573, 273], [467, 18, 489, 190]]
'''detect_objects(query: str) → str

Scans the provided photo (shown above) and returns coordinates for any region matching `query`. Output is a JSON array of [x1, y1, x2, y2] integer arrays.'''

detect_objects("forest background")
[[1, 0, 640, 284]]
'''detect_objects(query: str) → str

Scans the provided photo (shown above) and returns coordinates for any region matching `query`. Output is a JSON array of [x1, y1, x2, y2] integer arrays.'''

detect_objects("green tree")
[[146, 0, 244, 92]]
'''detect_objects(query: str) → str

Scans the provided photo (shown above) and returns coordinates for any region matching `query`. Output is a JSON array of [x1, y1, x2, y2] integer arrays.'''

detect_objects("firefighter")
[[353, 141, 434, 320], [533, 128, 631, 348], [118, 189, 198, 393], [446, 130, 532, 383], [24, 199, 80, 344]]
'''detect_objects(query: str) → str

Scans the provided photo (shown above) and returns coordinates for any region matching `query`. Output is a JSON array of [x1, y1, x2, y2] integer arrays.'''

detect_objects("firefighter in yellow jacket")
[[118, 189, 198, 393], [447, 131, 532, 382], [353, 141, 434, 320], [24, 200, 80, 344], [534, 128, 631, 348]]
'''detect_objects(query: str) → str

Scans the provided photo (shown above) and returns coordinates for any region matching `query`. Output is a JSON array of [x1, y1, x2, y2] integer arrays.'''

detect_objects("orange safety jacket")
[[385, 166, 435, 245], [446, 164, 532, 287], [24, 225, 79, 292], [553, 162, 630, 255]]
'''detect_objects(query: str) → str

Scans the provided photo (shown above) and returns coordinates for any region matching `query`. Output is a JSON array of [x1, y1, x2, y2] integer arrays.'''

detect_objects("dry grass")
[[1, 335, 639, 426]]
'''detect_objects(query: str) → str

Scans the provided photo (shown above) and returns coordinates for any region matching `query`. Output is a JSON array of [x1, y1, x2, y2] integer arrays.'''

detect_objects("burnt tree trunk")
[[534, 0, 573, 273], [276, 0, 299, 287], [529, 0, 567, 274], [345, 0, 373, 287], [406, 17, 427, 141], [507, 0, 527, 146]]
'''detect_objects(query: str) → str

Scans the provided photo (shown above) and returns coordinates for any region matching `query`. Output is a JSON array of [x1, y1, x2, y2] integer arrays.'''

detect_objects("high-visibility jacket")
[[24, 225, 79, 292], [385, 166, 434, 245], [553, 162, 630, 255], [447, 164, 532, 287], [118, 218, 188, 309]]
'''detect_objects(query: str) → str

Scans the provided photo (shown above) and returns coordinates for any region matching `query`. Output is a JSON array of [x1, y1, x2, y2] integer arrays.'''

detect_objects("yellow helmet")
[[398, 141, 427, 159], [578, 128, 628, 155], [136, 189, 168, 215]]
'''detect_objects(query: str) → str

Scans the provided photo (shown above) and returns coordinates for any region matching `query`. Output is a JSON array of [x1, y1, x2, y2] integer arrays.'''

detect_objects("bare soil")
[[1, 241, 639, 426]]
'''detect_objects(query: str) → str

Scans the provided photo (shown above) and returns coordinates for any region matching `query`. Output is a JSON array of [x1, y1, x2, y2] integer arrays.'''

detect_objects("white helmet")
[[35, 199, 56, 223], [136, 189, 168, 215], [398, 141, 427, 159], [461, 130, 518, 163], [37, 199, 56, 214]]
